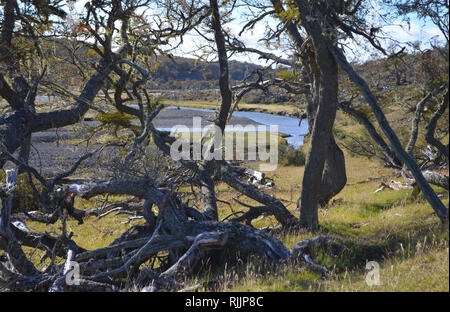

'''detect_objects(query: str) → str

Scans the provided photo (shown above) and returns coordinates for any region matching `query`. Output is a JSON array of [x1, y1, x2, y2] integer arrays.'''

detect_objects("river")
[[162, 106, 308, 147], [35, 96, 308, 147]]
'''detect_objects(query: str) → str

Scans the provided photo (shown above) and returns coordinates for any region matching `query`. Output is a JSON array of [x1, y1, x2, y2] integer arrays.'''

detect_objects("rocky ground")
[[3, 108, 263, 177]]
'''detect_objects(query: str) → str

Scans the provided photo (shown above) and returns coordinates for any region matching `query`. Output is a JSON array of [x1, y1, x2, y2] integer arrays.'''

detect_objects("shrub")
[[0, 170, 46, 214], [280, 146, 306, 167], [96, 111, 133, 128]]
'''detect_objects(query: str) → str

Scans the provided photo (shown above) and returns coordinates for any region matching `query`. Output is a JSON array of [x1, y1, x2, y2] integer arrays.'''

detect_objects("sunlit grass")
[[15, 114, 449, 292], [162, 100, 299, 115], [184, 151, 449, 292]]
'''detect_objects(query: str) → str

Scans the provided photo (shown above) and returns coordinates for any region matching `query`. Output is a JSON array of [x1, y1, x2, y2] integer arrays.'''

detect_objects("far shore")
[[4, 107, 290, 176]]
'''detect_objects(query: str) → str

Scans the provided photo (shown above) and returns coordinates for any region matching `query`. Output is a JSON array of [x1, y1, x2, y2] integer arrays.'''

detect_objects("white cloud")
[[148, 8, 446, 65], [382, 20, 445, 45], [170, 17, 289, 66]]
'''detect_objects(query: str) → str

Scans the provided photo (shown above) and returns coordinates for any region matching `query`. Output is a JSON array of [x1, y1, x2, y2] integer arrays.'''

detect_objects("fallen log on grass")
[[1, 173, 342, 292], [0, 158, 342, 292]]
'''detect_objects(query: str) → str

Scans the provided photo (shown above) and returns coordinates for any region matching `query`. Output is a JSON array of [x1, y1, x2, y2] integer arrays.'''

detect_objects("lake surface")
[[35, 96, 308, 147], [163, 106, 308, 147]]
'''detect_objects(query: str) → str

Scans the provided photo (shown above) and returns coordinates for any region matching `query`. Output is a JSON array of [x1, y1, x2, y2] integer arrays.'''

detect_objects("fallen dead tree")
[[374, 169, 448, 199], [0, 41, 318, 291], [0, 107, 337, 291], [0, 0, 351, 293], [0, 168, 341, 292], [374, 180, 413, 193]]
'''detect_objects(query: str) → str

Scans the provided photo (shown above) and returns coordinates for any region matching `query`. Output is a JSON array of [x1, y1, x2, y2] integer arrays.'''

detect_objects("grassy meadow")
[[21, 145, 449, 292], [162, 99, 300, 115], [9, 98, 449, 292]]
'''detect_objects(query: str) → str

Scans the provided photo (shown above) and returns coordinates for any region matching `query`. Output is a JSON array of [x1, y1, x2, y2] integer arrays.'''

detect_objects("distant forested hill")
[[150, 56, 262, 83], [40, 39, 265, 90]]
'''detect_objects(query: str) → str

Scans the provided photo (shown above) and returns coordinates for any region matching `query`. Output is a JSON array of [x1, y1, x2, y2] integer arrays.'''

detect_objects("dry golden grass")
[[18, 147, 450, 292], [15, 97, 449, 292], [162, 100, 300, 114]]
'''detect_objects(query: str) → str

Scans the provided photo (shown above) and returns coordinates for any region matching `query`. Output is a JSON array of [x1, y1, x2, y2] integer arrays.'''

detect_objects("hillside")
[[149, 56, 262, 85], [38, 39, 264, 91]]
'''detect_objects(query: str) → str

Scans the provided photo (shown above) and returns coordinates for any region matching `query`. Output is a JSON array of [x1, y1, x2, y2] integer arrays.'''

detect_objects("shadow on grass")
[[180, 218, 447, 292], [318, 221, 448, 276]]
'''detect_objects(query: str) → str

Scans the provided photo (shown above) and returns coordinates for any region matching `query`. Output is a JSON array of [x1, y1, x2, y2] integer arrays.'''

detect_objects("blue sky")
[[175, 2, 447, 65], [69, 0, 447, 65]]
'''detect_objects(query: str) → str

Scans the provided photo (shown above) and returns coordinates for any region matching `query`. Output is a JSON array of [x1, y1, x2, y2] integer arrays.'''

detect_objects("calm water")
[[35, 96, 308, 147], [164, 106, 308, 147]]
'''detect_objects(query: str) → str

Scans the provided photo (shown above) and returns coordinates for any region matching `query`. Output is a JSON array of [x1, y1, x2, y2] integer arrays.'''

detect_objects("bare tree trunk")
[[271, 0, 346, 209], [329, 45, 448, 223], [422, 171, 449, 190], [299, 61, 338, 229], [199, 163, 219, 221], [17, 135, 31, 173], [293, 0, 340, 230], [195, 0, 235, 221], [302, 50, 346, 207], [305, 65, 346, 206], [406, 85, 446, 155], [0, 170, 40, 276], [319, 136, 347, 205], [210, 0, 232, 131], [0, 110, 30, 168], [425, 90, 449, 166], [338, 101, 402, 168]]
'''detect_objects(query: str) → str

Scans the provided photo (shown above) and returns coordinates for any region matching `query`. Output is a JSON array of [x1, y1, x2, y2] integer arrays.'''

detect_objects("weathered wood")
[[0, 177, 40, 276], [406, 85, 446, 155], [425, 90, 449, 166], [198, 162, 219, 221], [10, 221, 86, 257], [48, 240, 78, 292], [232, 166, 266, 185], [5, 169, 16, 190], [329, 44, 448, 223], [64, 278, 117, 292], [228, 198, 269, 226], [400, 170, 449, 191], [221, 167, 298, 227], [338, 101, 402, 168], [290, 236, 340, 274], [374, 181, 412, 193], [160, 231, 228, 278], [91, 221, 164, 279], [1, 168, 337, 292]]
